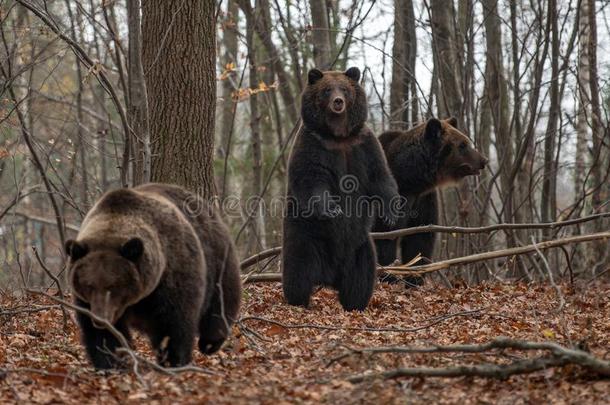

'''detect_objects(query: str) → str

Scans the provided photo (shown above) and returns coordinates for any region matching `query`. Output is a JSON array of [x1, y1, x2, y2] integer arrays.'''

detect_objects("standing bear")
[[65, 183, 241, 369], [282, 67, 399, 311], [373, 117, 488, 285]]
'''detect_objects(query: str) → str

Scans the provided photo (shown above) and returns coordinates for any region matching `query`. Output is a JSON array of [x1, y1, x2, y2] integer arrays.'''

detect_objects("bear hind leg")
[[338, 240, 376, 311], [198, 262, 241, 355], [282, 237, 321, 308]]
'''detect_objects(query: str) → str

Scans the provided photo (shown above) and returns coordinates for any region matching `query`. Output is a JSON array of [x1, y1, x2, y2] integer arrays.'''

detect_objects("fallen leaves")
[[0, 280, 609, 404]]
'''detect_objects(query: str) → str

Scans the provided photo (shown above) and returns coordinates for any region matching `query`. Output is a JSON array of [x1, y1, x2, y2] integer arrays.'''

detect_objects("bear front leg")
[[338, 239, 376, 311], [76, 299, 131, 370]]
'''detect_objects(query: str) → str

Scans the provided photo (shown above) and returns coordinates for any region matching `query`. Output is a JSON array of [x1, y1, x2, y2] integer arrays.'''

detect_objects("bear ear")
[[344, 67, 361, 82], [446, 117, 458, 127], [65, 240, 88, 261], [424, 118, 443, 141], [307, 68, 324, 85], [120, 237, 144, 262]]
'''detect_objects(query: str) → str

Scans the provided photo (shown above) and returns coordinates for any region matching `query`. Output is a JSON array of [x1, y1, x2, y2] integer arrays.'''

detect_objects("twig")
[[340, 337, 610, 383]]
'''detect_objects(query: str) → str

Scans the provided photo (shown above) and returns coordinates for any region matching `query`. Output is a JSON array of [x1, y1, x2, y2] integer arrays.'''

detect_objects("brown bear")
[[373, 117, 487, 285], [282, 67, 400, 311], [64, 183, 241, 369]]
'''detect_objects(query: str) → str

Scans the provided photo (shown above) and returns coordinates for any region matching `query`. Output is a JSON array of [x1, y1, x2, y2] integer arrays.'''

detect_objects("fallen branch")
[[243, 232, 610, 283], [239, 214, 610, 270], [340, 337, 610, 383]]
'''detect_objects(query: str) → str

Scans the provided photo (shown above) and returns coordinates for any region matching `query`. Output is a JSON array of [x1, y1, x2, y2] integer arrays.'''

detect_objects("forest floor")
[[0, 279, 609, 404]]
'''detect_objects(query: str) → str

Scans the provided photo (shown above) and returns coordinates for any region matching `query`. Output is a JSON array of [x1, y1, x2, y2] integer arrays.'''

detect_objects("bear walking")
[[65, 183, 241, 369], [282, 67, 399, 311], [373, 118, 488, 285]]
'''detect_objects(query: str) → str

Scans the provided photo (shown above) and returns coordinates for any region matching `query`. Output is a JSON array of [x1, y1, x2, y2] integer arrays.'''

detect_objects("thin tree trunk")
[[245, 6, 266, 252], [127, 0, 151, 185], [309, 0, 332, 69], [481, 0, 515, 230], [142, 0, 216, 196], [574, 0, 589, 207], [390, 0, 417, 129], [540, 0, 559, 230]]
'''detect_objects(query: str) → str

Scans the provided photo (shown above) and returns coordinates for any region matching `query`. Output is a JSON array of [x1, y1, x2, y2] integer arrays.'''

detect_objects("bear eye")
[[459, 142, 468, 150], [323, 88, 332, 96]]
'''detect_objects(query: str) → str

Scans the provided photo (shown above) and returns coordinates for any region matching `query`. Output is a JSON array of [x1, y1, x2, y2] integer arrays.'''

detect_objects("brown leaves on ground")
[[1, 280, 609, 404]]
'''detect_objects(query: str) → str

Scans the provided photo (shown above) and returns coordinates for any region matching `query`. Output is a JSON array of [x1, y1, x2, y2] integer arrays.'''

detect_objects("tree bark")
[[309, 0, 332, 69], [127, 0, 151, 185], [245, 6, 266, 252], [574, 0, 589, 207], [481, 0, 515, 229], [390, 0, 417, 129], [540, 0, 559, 229], [142, 0, 216, 196]]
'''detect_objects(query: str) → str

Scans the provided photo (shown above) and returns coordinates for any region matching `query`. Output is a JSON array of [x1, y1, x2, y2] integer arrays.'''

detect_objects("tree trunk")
[[540, 0, 559, 229], [309, 0, 332, 69], [127, 0, 151, 185], [586, 0, 609, 271], [142, 0, 216, 197], [245, 7, 266, 252], [219, 0, 239, 161], [481, 0, 515, 230], [574, 0, 589, 207], [430, 0, 463, 119], [390, 0, 417, 129]]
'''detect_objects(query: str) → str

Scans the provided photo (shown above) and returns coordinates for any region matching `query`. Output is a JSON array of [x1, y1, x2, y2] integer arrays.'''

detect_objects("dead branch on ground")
[[338, 337, 610, 383]]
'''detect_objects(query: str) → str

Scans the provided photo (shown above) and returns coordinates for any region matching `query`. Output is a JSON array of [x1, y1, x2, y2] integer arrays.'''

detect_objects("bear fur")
[[282, 67, 399, 311], [373, 118, 488, 285], [65, 183, 241, 369]]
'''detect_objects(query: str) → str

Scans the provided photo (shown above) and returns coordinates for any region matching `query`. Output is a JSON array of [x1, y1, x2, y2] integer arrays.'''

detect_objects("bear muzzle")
[[330, 96, 346, 114]]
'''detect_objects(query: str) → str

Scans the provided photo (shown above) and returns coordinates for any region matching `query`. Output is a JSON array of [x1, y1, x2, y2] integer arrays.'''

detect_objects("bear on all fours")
[[373, 117, 488, 286], [64, 183, 242, 369], [282, 67, 399, 311]]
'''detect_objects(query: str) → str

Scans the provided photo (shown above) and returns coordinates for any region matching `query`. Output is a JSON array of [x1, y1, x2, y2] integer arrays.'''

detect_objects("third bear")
[[373, 117, 488, 285]]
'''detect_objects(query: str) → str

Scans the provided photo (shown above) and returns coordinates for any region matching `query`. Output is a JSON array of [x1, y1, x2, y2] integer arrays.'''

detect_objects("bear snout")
[[479, 156, 489, 170], [330, 96, 346, 114]]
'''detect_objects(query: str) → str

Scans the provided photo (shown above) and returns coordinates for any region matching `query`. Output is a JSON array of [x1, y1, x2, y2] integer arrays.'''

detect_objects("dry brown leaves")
[[1, 280, 609, 404]]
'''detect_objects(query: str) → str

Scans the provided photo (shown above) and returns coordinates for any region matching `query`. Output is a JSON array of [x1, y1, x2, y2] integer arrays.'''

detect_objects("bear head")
[[65, 236, 147, 327], [301, 67, 367, 138], [423, 117, 488, 184]]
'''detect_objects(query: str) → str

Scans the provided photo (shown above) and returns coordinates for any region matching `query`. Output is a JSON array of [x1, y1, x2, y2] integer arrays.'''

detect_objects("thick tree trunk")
[[142, 0, 216, 196]]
